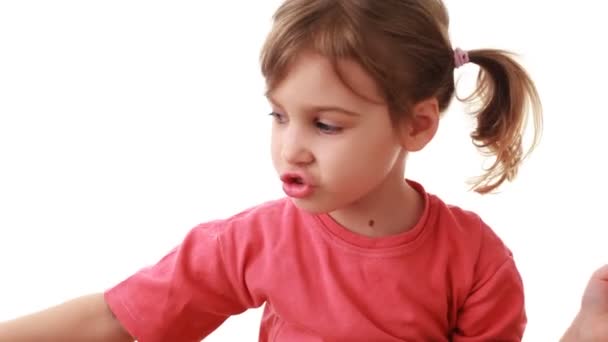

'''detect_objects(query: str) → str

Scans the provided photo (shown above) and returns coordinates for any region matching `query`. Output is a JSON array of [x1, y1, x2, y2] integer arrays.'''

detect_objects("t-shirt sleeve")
[[103, 221, 256, 342], [452, 222, 527, 341]]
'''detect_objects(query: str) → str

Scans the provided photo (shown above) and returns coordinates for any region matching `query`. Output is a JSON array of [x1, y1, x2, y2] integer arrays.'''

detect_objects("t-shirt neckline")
[[313, 179, 433, 252]]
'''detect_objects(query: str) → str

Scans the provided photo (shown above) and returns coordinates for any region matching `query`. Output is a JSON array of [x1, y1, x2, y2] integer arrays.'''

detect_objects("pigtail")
[[459, 49, 543, 194]]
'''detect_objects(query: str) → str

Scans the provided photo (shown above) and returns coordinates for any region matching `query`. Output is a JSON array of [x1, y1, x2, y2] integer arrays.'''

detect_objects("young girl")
[[0, 0, 542, 341]]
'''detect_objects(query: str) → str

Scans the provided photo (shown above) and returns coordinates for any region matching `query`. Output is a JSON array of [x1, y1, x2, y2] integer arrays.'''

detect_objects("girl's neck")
[[328, 169, 424, 239]]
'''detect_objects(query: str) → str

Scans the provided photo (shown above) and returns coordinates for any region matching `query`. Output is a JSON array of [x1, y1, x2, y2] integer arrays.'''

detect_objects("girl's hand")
[[562, 265, 608, 342]]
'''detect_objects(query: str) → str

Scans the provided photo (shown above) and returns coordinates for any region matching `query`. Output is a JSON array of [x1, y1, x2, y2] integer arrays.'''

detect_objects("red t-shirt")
[[104, 181, 526, 341]]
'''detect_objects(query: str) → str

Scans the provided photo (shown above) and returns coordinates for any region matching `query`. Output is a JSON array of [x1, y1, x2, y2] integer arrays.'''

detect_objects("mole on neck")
[[368, 219, 375, 227]]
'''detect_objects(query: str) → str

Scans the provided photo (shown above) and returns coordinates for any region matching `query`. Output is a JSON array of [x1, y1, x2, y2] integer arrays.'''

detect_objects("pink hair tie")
[[453, 48, 469, 68]]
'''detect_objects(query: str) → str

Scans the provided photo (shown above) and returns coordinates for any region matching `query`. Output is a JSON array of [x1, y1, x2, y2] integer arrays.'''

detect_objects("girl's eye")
[[269, 112, 287, 124], [269, 112, 342, 134], [315, 121, 342, 134]]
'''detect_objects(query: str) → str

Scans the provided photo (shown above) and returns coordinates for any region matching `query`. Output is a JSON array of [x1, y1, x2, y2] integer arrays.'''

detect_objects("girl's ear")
[[398, 97, 440, 152]]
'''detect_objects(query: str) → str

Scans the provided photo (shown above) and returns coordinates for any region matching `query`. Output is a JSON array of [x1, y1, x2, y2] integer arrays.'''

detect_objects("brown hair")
[[259, 0, 543, 194]]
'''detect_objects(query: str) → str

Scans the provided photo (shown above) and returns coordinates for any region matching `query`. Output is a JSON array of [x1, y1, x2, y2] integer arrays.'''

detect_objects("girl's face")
[[268, 51, 408, 214]]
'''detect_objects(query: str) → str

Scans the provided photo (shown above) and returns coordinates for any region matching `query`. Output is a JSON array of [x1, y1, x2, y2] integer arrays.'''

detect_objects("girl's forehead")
[[267, 51, 386, 108]]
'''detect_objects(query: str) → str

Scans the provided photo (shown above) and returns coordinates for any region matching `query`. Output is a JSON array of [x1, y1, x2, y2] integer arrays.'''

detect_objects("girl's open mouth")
[[280, 173, 314, 198]]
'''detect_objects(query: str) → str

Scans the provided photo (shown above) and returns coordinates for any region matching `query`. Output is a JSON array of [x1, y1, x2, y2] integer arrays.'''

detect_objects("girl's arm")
[[451, 221, 527, 341], [451, 257, 526, 341], [0, 293, 133, 342]]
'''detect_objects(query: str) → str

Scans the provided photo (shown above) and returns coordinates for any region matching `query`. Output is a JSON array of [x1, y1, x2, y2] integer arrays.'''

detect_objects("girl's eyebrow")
[[265, 94, 361, 117], [308, 105, 360, 117]]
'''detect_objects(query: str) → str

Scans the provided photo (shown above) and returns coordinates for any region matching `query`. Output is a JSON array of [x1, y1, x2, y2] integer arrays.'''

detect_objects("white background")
[[0, 1, 606, 341]]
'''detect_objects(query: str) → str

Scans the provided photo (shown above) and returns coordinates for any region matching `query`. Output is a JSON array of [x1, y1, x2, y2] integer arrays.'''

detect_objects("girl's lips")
[[280, 172, 315, 198]]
